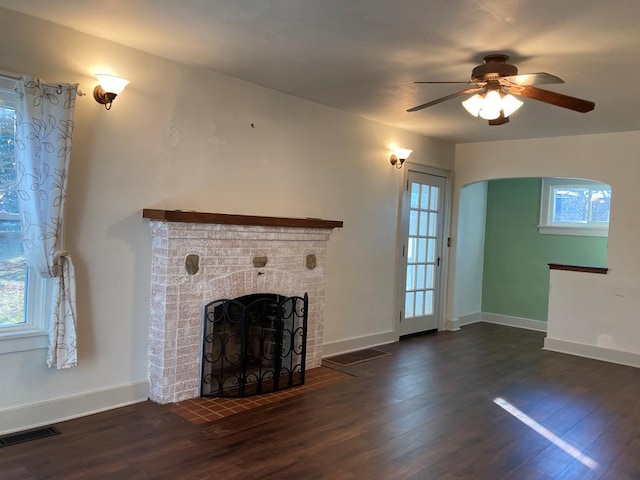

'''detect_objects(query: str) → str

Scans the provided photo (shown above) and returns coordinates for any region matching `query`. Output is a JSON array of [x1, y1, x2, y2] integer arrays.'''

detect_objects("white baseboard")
[[444, 318, 461, 331], [322, 331, 397, 357], [480, 312, 548, 332], [0, 381, 149, 435], [457, 312, 483, 327], [544, 337, 640, 368]]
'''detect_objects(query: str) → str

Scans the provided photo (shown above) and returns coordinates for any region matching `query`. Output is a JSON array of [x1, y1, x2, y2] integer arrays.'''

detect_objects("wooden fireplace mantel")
[[142, 209, 343, 230]]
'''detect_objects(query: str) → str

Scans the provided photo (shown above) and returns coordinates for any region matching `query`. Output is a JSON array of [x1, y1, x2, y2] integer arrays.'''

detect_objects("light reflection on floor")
[[493, 396, 599, 470]]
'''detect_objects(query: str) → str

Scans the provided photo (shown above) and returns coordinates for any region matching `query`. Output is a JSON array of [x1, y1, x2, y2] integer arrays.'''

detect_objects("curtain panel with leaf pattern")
[[14, 77, 79, 369]]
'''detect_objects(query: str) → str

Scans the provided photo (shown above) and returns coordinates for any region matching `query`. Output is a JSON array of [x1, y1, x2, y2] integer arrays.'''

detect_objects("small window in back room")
[[539, 177, 611, 237]]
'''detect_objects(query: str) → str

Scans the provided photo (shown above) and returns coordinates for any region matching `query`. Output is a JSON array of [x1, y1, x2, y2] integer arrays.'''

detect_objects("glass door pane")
[[404, 181, 440, 319]]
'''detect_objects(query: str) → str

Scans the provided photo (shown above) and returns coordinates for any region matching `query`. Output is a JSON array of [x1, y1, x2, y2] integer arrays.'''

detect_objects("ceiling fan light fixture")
[[409, 53, 595, 120], [462, 90, 524, 121], [462, 90, 503, 120]]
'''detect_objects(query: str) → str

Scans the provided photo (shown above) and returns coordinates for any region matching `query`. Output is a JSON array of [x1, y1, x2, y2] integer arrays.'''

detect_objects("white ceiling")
[[1, 0, 639, 143]]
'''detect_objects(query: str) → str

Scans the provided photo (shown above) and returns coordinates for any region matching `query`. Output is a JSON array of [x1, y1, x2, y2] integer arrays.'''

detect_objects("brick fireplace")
[[143, 210, 342, 404]]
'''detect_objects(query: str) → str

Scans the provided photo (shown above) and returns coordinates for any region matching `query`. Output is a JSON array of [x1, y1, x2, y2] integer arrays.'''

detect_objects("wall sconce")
[[390, 148, 412, 169], [93, 74, 129, 110]]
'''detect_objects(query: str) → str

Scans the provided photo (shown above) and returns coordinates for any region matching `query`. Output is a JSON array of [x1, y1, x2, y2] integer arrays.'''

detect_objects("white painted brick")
[[146, 220, 335, 403]]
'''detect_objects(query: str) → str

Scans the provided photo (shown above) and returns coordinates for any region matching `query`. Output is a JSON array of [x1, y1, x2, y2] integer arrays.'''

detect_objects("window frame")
[[538, 177, 610, 237], [0, 81, 49, 354]]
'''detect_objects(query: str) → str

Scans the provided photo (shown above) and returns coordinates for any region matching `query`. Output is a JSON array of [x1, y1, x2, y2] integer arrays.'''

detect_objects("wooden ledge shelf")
[[142, 209, 343, 230], [548, 263, 608, 275]]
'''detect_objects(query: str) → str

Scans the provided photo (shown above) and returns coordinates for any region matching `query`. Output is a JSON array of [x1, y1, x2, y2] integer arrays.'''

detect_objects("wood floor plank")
[[2, 323, 640, 479]]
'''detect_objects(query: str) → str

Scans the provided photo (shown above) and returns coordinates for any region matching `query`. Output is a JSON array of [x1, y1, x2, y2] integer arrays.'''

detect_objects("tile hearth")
[[167, 366, 352, 424]]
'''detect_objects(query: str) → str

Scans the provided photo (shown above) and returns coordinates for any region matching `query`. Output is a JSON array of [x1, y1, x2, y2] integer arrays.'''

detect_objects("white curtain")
[[14, 77, 79, 369]]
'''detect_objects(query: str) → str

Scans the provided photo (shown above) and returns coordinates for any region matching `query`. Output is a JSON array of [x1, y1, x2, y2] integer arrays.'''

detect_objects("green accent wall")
[[482, 178, 608, 321]]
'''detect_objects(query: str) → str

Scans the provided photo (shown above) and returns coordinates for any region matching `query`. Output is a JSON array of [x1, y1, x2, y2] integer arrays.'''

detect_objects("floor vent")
[[0, 426, 60, 447], [324, 348, 390, 366]]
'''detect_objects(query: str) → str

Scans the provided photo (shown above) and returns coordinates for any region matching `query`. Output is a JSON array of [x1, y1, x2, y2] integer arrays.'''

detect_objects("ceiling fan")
[[407, 54, 595, 125]]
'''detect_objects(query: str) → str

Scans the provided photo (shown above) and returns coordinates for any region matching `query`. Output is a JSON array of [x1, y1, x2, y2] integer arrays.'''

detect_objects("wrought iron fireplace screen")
[[201, 293, 308, 398]]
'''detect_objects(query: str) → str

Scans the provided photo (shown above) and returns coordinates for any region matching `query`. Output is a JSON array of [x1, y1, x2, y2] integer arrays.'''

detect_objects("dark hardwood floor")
[[2, 323, 640, 479]]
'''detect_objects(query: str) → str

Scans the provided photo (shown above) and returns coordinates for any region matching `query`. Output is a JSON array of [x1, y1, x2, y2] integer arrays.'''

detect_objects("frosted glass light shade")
[[462, 94, 484, 117], [479, 91, 502, 119], [501, 94, 524, 117], [95, 74, 129, 94], [395, 148, 413, 160], [483, 90, 502, 109]]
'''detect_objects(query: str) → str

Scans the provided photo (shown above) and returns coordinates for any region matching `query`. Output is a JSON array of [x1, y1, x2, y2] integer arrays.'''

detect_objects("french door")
[[399, 170, 446, 336]]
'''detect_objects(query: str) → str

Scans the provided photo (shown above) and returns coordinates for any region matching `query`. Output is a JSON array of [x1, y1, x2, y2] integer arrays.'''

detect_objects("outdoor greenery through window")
[[0, 85, 24, 327], [539, 177, 611, 237]]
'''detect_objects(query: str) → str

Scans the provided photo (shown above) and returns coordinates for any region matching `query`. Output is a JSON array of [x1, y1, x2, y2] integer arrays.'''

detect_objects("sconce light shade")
[[93, 74, 129, 110], [390, 148, 412, 169]]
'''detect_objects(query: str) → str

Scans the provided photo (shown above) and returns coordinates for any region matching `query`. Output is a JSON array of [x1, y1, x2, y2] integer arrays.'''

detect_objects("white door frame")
[[395, 162, 453, 337]]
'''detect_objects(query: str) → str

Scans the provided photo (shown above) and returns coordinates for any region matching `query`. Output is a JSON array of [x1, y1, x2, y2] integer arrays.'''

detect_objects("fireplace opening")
[[201, 293, 308, 398]]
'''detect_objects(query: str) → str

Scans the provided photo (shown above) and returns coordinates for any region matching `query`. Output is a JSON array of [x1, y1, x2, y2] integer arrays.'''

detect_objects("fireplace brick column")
[[147, 220, 336, 404]]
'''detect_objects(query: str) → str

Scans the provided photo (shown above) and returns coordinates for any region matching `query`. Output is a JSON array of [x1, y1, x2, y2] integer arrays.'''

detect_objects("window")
[[0, 79, 48, 353], [539, 177, 611, 237], [0, 93, 23, 325]]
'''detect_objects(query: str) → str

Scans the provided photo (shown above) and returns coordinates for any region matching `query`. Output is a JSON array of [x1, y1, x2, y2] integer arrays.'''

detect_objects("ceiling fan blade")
[[501, 72, 564, 85], [507, 85, 595, 113], [414, 81, 475, 84], [407, 87, 484, 112]]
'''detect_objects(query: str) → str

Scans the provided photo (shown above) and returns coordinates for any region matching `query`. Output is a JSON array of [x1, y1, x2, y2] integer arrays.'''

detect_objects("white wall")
[[452, 181, 487, 324], [450, 131, 640, 364], [0, 8, 454, 431]]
